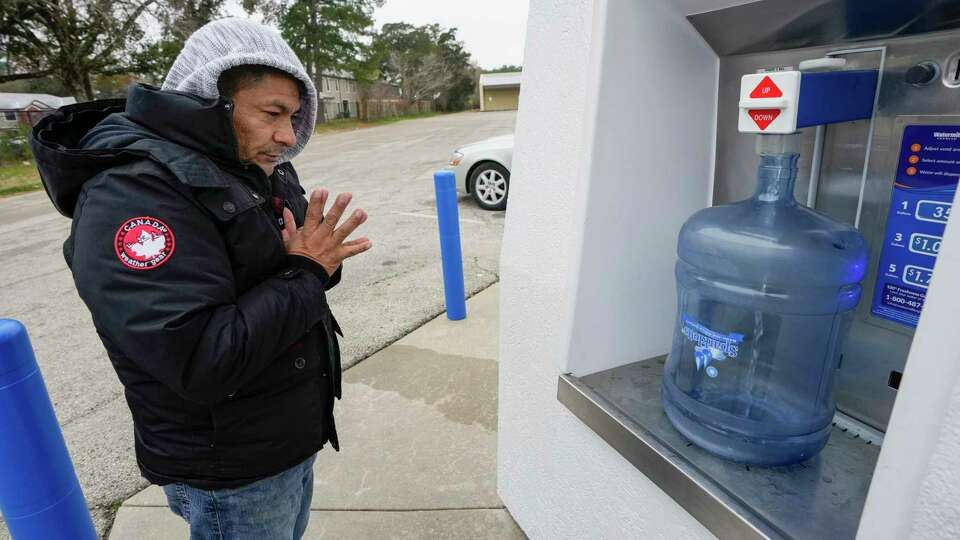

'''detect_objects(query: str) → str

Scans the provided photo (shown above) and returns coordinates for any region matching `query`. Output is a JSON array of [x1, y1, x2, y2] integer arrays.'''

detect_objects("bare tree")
[[0, 0, 157, 100], [374, 23, 475, 112], [386, 51, 457, 108]]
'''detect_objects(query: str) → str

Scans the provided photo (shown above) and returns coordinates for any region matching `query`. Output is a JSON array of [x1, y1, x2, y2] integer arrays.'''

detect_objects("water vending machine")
[[554, 1, 960, 538], [696, 3, 960, 441], [685, 2, 960, 535]]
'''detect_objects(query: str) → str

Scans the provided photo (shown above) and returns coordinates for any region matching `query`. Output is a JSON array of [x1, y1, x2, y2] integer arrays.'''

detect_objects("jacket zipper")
[[209, 408, 218, 449]]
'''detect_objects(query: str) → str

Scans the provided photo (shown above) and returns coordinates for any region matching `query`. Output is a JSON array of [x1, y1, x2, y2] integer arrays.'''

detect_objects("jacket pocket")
[[195, 184, 261, 221], [195, 183, 287, 287]]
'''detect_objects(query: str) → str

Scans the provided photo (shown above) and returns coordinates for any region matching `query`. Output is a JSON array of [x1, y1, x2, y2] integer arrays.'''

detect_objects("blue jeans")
[[162, 454, 316, 540]]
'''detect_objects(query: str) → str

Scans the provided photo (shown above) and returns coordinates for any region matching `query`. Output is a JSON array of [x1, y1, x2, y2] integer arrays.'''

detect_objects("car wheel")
[[469, 163, 509, 211]]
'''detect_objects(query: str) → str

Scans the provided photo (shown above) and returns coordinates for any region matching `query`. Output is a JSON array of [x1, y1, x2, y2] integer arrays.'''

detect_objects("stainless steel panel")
[[557, 356, 880, 540], [814, 118, 873, 224], [689, 0, 960, 56], [712, 31, 960, 431], [840, 113, 960, 428]]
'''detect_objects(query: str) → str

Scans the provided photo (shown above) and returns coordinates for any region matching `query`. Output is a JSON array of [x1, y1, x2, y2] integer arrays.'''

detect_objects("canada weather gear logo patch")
[[114, 217, 175, 270]]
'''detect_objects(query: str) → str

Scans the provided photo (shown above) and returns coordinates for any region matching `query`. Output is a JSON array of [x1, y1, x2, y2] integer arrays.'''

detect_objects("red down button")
[[748, 109, 781, 130]]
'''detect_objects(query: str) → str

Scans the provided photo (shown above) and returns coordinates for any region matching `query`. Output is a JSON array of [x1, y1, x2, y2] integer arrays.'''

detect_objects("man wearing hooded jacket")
[[28, 19, 370, 539]]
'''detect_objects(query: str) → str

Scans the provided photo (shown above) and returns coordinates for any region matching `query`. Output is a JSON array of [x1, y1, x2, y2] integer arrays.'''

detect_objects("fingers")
[[303, 189, 329, 231], [323, 192, 352, 230], [298, 191, 370, 264], [332, 208, 368, 244], [339, 237, 373, 258], [281, 207, 296, 243]]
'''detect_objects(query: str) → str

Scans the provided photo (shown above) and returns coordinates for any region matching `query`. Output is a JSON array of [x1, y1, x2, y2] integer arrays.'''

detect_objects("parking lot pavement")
[[0, 109, 515, 538]]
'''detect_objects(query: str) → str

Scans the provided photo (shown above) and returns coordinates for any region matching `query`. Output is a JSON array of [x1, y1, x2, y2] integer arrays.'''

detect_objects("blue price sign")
[[916, 200, 952, 223], [908, 233, 941, 256], [872, 125, 959, 327], [903, 265, 934, 288], [881, 284, 924, 315]]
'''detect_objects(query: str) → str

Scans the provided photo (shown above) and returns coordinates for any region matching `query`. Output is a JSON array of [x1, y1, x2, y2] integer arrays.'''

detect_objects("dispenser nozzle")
[[756, 132, 801, 156]]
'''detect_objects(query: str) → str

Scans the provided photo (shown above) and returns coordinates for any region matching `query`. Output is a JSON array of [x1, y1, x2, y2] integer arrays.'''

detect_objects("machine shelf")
[[557, 356, 879, 540]]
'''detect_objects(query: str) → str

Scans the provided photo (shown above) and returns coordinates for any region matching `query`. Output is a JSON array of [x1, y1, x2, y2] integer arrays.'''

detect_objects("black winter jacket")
[[29, 84, 343, 490]]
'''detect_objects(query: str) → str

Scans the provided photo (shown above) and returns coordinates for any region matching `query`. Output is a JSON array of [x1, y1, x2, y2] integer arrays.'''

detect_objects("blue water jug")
[[661, 133, 869, 466]]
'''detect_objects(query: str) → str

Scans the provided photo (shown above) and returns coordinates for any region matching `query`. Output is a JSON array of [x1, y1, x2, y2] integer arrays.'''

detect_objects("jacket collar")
[[125, 84, 241, 167]]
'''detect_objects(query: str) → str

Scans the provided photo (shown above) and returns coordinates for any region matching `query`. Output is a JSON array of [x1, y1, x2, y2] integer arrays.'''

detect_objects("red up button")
[[749, 76, 783, 99]]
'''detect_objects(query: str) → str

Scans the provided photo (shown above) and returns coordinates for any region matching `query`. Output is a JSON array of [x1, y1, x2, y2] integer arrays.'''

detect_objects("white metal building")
[[479, 72, 521, 112]]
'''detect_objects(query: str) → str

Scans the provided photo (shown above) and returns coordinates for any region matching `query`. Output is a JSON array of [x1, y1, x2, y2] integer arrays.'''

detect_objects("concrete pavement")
[[107, 284, 524, 539], [0, 110, 514, 537]]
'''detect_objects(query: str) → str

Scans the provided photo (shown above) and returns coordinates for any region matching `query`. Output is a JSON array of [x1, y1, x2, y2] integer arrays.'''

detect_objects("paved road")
[[0, 110, 515, 537]]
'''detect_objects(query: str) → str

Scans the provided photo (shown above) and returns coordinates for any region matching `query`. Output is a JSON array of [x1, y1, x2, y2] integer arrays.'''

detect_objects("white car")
[[447, 134, 513, 211]]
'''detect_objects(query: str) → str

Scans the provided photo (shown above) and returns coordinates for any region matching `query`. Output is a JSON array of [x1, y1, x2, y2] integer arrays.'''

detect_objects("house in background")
[[479, 72, 521, 112], [316, 72, 421, 121], [318, 71, 362, 120], [0, 93, 77, 130]]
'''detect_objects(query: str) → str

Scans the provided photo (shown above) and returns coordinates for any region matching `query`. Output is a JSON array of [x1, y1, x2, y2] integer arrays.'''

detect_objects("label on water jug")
[[872, 125, 958, 328], [681, 315, 745, 378]]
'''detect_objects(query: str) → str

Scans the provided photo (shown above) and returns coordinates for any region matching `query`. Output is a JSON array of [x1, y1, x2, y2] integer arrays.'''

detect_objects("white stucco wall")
[[497, 0, 717, 537], [561, 0, 718, 376]]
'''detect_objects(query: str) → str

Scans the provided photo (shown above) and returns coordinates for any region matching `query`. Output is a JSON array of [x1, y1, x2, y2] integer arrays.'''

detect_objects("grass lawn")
[[314, 111, 444, 134], [0, 160, 43, 198]]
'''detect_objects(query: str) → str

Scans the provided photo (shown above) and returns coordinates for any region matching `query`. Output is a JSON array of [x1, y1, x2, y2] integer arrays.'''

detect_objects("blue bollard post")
[[433, 171, 467, 320], [0, 320, 97, 540]]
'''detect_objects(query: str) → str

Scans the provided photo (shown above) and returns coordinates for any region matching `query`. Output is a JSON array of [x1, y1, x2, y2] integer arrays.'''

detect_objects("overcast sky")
[[373, 0, 529, 70], [222, 1, 528, 70]]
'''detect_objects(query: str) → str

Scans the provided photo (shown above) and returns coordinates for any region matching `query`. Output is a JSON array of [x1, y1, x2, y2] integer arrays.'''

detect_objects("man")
[[28, 19, 369, 538]]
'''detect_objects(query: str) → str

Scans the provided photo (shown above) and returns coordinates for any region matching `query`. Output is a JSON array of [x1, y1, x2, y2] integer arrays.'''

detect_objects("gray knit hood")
[[162, 18, 317, 162]]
